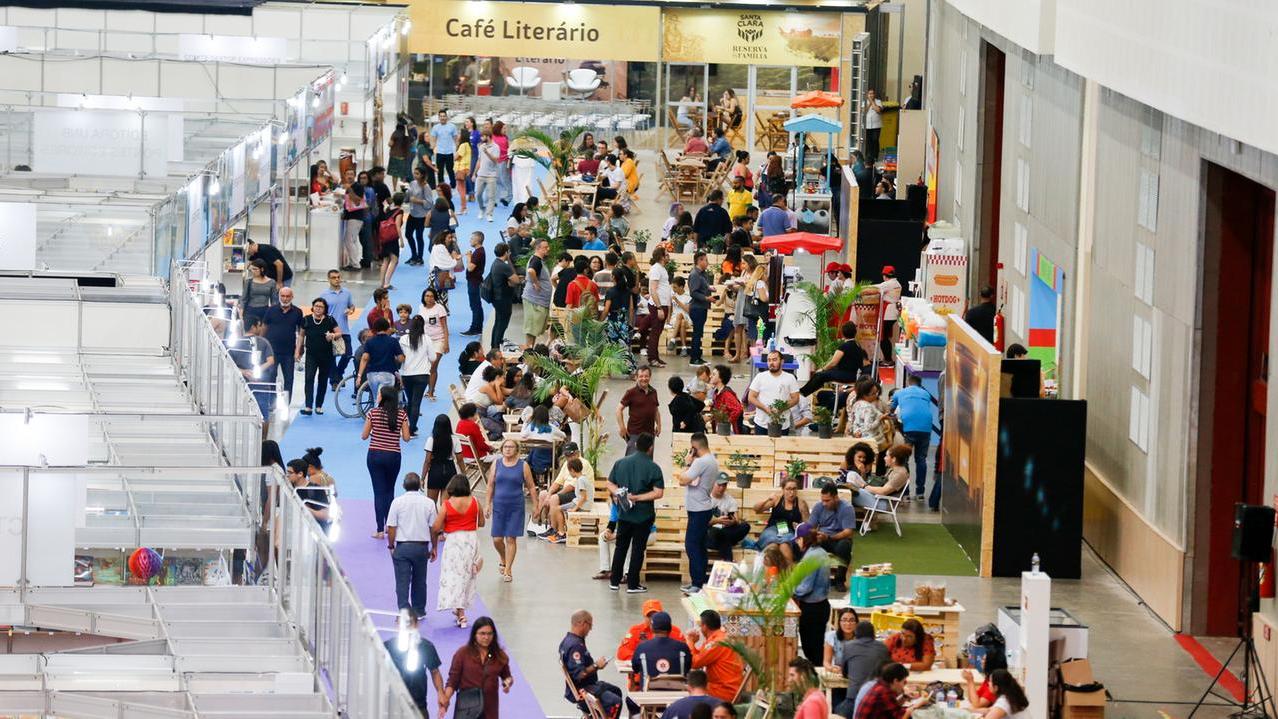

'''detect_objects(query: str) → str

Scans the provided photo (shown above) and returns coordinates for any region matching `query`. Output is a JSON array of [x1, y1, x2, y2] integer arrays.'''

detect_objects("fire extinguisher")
[[1261, 558, 1275, 599], [993, 309, 1005, 352]]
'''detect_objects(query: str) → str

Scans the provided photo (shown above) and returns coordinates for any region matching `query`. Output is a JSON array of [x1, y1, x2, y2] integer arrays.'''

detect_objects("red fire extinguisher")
[[1261, 558, 1275, 599], [993, 309, 1005, 352]]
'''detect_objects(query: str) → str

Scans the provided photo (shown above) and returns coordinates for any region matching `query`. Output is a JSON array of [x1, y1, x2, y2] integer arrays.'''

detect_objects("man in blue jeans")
[[678, 433, 719, 594], [687, 252, 712, 365], [891, 374, 936, 501], [461, 231, 486, 336], [385, 473, 439, 618]]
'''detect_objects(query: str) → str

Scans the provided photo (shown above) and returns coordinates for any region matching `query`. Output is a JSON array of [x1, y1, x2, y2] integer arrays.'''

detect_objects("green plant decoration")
[[797, 280, 868, 370], [785, 458, 808, 482], [811, 406, 833, 427]]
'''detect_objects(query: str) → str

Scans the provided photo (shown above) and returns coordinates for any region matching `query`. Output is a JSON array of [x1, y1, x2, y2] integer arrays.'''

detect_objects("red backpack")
[[378, 209, 402, 246]]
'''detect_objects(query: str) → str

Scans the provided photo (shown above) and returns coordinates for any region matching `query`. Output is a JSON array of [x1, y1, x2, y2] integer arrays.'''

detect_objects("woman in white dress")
[[432, 475, 485, 628]]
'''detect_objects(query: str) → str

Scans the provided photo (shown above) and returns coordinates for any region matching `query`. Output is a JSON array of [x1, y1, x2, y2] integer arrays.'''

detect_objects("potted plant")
[[812, 406, 834, 439], [707, 233, 728, 254], [784, 458, 808, 487], [712, 406, 733, 436], [632, 228, 651, 254], [766, 399, 790, 438], [721, 552, 838, 712], [727, 451, 758, 489]]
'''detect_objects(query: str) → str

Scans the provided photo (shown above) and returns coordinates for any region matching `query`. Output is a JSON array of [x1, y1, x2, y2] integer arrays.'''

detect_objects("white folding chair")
[[453, 433, 490, 494], [859, 483, 908, 536]]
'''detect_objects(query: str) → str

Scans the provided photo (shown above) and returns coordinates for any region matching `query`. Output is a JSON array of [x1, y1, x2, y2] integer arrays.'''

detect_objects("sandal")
[[372, 531, 385, 539], [502, 573, 512, 583]]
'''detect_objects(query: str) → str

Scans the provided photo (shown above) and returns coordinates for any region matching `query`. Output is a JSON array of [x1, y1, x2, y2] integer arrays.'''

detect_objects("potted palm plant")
[[526, 305, 629, 477], [712, 406, 733, 436], [797, 280, 867, 370], [720, 552, 838, 716], [766, 399, 790, 438], [812, 406, 833, 439], [727, 451, 758, 489]]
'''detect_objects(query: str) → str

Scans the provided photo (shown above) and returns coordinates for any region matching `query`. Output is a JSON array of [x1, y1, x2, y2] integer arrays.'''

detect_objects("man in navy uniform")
[[560, 610, 639, 719], [633, 611, 693, 689]]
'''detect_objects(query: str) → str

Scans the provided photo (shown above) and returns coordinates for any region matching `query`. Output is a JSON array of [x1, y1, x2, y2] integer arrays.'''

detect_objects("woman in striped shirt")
[[362, 385, 410, 538]]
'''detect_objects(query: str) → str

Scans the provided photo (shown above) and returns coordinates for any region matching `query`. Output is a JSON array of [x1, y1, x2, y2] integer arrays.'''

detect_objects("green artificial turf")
[[849, 523, 978, 577]]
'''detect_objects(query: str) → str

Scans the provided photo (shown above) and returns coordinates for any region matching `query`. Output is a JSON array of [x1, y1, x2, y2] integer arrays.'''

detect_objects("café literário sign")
[[410, 0, 660, 62]]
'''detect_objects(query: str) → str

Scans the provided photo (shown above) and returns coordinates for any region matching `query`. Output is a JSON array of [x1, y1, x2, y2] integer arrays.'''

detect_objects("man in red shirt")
[[367, 287, 393, 329], [617, 367, 660, 456], [564, 258, 599, 313], [856, 663, 930, 719]]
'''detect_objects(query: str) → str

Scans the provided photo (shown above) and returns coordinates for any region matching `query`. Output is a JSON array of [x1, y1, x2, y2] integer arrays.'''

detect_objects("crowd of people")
[[218, 104, 1034, 719]]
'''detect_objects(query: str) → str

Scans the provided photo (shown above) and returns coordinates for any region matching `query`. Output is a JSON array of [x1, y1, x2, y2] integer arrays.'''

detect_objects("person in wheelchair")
[[357, 318, 404, 401]]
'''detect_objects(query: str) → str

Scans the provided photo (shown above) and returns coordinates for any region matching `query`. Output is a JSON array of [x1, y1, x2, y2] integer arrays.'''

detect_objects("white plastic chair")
[[566, 68, 601, 97], [858, 483, 909, 536], [507, 67, 542, 95]]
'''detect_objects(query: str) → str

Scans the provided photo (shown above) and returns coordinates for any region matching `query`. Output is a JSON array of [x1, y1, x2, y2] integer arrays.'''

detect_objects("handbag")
[[331, 334, 346, 356], [455, 687, 484, 719]]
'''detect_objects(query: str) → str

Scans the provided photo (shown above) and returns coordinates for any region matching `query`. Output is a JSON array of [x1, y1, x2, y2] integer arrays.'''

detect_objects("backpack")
[[377, 209, 402, 246], [480, 270, 494, 304]]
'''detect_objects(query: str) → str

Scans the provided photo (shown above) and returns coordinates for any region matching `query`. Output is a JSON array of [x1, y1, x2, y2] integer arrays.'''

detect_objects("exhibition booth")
[[0, 274, 418, 717], [408, 0, 874, 153], [0, 4, 410, 281]]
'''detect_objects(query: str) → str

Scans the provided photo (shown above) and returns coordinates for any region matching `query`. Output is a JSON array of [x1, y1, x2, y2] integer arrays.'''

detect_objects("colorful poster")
[[410, 0, 661, 62], [1027, 248, 1065, 377], [662, 9, 841, 67], [309, 72, 336, 148], [923, 253, 968, 313], [941, 316, 1001, 577]]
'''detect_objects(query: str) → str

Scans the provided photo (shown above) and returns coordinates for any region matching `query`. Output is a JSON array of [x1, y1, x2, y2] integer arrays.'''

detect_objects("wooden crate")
[[642, 506, 689, 582], [672, 433, 777, 480], [774, 435, 880, 481], [566, 502, 610, 547]]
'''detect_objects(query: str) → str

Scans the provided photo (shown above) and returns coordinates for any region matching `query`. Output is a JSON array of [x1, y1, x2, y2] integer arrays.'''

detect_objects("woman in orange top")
[[620, 149, 640, 195], [433, 476, 485, 628], [885, 618, 936, 670]]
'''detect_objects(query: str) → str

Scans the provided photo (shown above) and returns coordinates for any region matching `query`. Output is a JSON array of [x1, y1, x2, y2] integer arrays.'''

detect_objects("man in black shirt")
[[262, 287, 304, 398], [485, 242, 521, 347], [384, 611, 445, 716], [552, 252, 578, 310], [369, 166, 392, 222], [963, 286, 997, 344], [800, 321, 869, 396], [692, 189, 733, 247], [246, 239, 292, 286], [462, 231, 487, 336]]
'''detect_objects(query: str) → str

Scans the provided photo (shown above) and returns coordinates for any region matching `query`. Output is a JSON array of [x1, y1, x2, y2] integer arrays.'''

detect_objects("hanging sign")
[[662, 8, 841, 67], [33, 110, 168, 178], [410, 0, 661, 62]]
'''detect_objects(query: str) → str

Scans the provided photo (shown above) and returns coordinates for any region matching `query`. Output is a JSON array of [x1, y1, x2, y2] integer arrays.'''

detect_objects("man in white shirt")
[[386, 473, 440, 618], [875, 265, 902, 364], [748, 350, 801, 435], [465, 349, 505, 399], [705, 476, 750, 560], [863, 88, 883, 164], [679, 432, 720, 595]]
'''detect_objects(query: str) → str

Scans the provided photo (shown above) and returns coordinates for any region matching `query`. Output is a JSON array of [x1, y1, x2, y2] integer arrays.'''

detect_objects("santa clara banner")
[[662, 8, 842, 67]]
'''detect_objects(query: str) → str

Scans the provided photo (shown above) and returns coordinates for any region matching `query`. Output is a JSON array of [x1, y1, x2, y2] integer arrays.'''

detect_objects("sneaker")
[[679, 583, 696, 594], [300, 408, 313, 416], [487, 215, 494, 222], [608, 584, 620, 591], [461, 329, 482, 337], [626, 585, 649, 594], [537, 528, 555, 538], [553, 534, 566, 544], [915, 493, 926, 502], [315, 408, 324, 415]]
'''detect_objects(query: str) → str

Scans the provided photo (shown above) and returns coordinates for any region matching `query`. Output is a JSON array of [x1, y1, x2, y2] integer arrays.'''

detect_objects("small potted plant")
[[766, 399, 791, 438], [708, 233, 727, 254], [712, 407, 733, 436], [812, 406, 834, 439], [633, 228, 651, 254], [727, 451, 758, 489], [785, 458, 809, 487]]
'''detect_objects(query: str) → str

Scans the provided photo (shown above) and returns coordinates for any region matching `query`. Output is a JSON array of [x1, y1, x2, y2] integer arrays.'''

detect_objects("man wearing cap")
[[633, 611, 693, 690], [791, 522, 833, 663], [618, 600, 686, 667], [686, 609, 745, 702], [875, 265, 902, 363], [705, 475, 751, 560], [561, 610, 638, 719], [678, 432, 719, 595]]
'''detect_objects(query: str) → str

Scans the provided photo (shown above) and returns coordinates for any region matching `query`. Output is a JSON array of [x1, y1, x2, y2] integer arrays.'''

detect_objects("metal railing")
[[267, 467, 421, 718], [169, 262, 263, 469]]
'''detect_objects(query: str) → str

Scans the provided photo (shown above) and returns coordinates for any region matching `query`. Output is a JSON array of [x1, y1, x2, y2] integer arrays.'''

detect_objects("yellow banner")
[[662, 8, 842, 67], [410, 0, 661, 62]]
